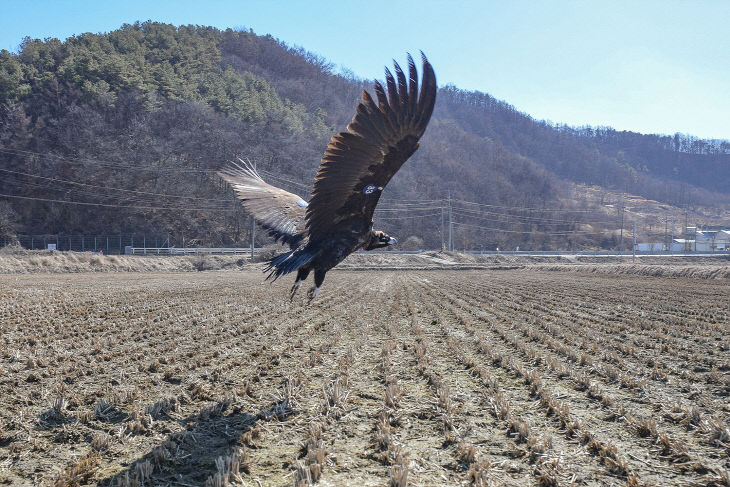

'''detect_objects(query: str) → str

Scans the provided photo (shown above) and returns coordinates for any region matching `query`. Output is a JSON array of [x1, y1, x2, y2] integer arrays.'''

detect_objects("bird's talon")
[[290, 280, 302, 302], [307, 286, 320, 303]]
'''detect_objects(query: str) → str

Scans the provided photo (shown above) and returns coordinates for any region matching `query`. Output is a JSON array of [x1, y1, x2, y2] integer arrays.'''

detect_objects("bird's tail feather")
[[265, 247, 317, 280]]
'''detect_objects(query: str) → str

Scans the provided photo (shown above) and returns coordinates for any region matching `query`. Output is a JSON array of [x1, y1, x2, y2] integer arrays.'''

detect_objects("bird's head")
[[363, 230, 397, 250]]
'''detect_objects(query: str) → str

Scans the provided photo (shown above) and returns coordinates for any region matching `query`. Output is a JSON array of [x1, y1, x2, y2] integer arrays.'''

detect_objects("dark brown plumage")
[[219, 53, 437, 301]]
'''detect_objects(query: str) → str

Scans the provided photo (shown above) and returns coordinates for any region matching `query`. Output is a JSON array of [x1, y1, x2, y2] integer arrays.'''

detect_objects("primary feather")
[[306, 53, 436, 241]]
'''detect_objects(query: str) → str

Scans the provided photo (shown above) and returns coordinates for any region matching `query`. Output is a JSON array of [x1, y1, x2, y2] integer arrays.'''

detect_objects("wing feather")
[[305, 54, 437, 240], [407, 54, 418, 118], [218, 159, 308, 248], [394, 61, 409, 113], [385, 67, 399, 113]]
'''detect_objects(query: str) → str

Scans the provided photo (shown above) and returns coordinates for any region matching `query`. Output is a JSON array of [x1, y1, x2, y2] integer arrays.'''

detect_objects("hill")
[[1, 22, 728, 250]]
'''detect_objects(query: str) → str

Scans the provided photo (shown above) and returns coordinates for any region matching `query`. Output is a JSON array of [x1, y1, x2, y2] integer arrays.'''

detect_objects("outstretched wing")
[[219, 159, 309, 248], [305, 53, 437, 240]]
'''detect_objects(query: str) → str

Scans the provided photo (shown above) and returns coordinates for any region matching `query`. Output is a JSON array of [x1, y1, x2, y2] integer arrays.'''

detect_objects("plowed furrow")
[[441, 277, 730, 444], [417, 275, 725, 485]]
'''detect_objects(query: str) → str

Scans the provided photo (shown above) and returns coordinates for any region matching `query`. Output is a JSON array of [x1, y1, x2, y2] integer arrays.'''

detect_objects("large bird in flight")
[[219, 54, 436, 301]]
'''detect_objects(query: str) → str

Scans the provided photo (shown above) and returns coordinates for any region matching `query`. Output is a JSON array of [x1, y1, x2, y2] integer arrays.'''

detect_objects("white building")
[[718, 230, 730, 250], [671, 239, 694, 252], [637, 243, 665, 252], [667, 227, 730, 252], [695, 229, 730, 251]]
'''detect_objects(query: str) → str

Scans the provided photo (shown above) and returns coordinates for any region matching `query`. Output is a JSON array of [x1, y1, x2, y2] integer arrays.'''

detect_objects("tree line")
[[1, 22, 727, 250]]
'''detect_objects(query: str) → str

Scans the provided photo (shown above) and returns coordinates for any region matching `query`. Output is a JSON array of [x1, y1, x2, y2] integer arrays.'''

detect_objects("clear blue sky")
[[2, 0, 729, 139]]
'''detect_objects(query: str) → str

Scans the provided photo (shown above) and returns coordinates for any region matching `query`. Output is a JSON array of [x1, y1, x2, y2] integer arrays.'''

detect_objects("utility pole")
[[670, 219, 674, 253], [664, 215, 668, 251], [448, 190, 453, 251], [250, 160, 256, 261], [618, 193, 625, 252], [633, 221, 637, 263], [440, 206, 445, 251]]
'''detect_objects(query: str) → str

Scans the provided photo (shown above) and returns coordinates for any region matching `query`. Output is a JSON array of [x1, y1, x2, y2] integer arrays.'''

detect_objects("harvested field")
[[0, 269, 728, 486]]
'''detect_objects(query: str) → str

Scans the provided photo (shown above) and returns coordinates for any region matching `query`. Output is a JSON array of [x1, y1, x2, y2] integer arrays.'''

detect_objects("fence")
[[363, 249, 728, 256], [124, 247, 255, 255], [2, 235, 170, 254], [3, 235, 727, 257]]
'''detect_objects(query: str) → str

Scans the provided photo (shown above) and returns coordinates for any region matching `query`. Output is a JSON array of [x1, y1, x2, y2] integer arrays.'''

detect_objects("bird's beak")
[[388, 237, 397, 245]]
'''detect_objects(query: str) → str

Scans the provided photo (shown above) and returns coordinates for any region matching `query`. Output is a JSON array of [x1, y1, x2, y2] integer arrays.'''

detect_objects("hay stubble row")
[[0, 269, 728, 486]]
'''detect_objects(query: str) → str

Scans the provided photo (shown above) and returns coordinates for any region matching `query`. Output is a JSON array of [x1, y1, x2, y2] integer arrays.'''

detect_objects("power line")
[[0, 193, 237, 212], [375, 212, 442, 220], [452, 198, 602, 213], [258, 169, 313, 191], [1, 177, 134, 203], [1, 166, 441, 212], [2, 148, 443, 207], [451, 220, 595, 235], [2, 148, 622, 230], [0, 162, 442, 212], [0, 147, 216, 173], [0, 176, 168, 204], [378, 197, 445, 203], [452, 206, 614, 225], [0, 167, 233, 202], [0, 177, 233, 210], [375, 207, 444, 212]]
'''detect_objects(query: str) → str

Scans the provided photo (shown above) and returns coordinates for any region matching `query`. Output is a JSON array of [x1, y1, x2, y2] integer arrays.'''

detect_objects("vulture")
[[219, 53, 437, 301]]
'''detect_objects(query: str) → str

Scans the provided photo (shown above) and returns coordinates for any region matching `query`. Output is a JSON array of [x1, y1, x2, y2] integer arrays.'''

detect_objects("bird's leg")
[[290, 268, 310, 302], [290, 280, 302, 302], [307, 286, 320, 303], [307, 269, 326, 304]]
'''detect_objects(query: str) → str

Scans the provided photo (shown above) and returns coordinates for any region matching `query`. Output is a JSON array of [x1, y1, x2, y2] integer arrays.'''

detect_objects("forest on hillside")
[[1, 22, 728, 250]]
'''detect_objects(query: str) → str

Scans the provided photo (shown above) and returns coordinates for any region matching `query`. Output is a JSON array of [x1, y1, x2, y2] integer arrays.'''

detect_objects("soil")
[[0, 269, 728, 486]]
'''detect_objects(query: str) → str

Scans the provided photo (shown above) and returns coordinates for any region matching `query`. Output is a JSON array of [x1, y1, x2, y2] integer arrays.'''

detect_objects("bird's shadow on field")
[[98, 397, 294, 486]]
